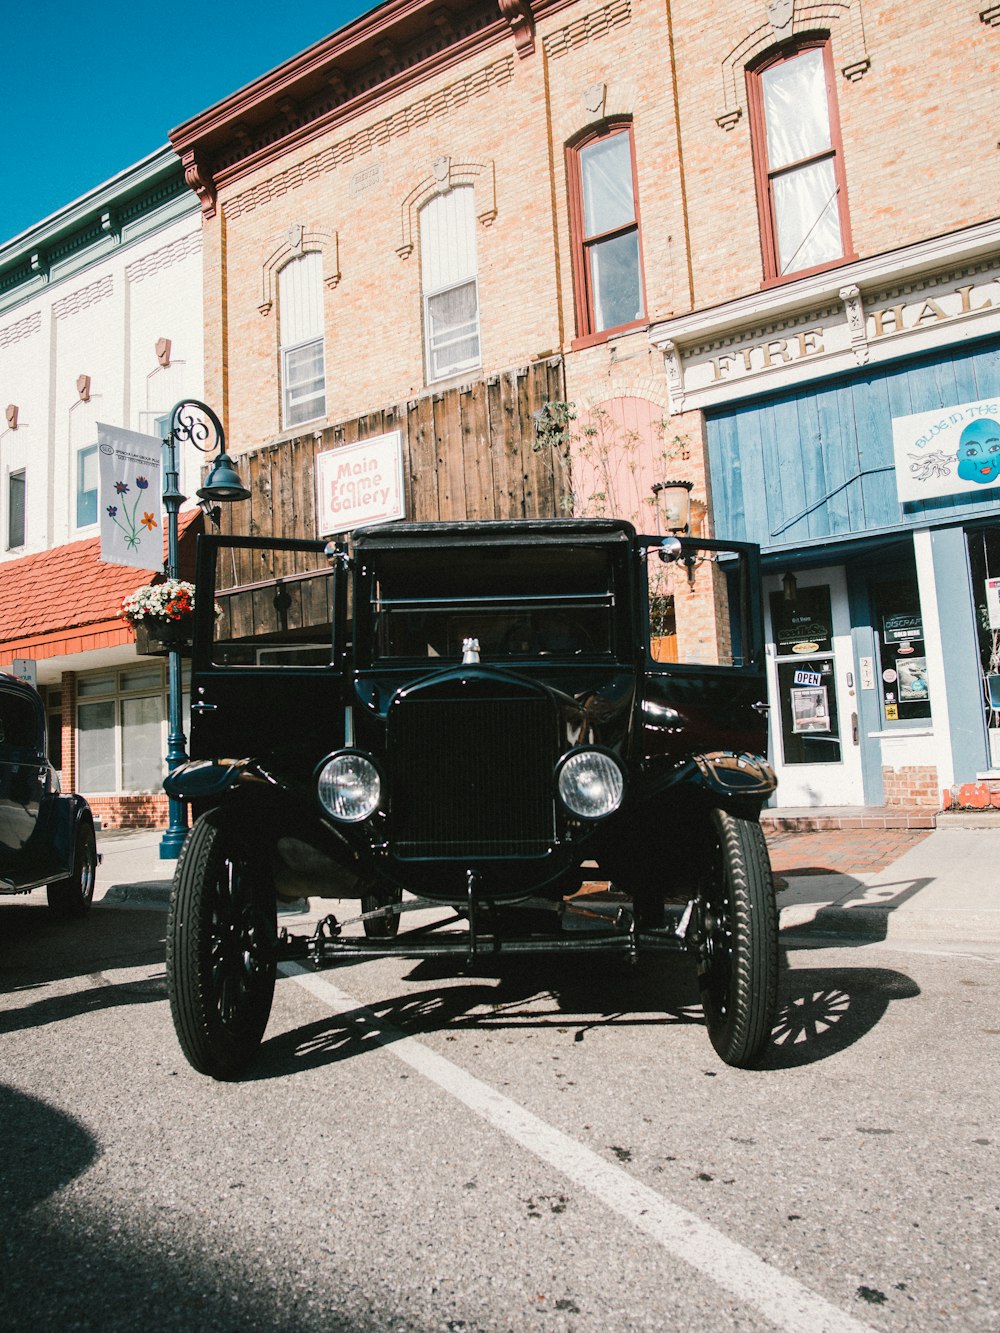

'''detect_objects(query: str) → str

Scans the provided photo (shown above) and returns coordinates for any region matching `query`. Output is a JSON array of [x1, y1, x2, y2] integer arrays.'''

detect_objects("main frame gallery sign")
[[892, 397, 1000, 503], [315, 431, 406, 537]]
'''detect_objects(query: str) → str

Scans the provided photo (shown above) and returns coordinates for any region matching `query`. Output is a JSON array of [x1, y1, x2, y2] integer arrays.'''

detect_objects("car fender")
[[690, 750, 777, 799], [163, 758, 258, 801]]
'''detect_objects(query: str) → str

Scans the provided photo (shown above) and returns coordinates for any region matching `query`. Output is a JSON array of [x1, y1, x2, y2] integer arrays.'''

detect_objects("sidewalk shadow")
[[779, 874, 935, 945]]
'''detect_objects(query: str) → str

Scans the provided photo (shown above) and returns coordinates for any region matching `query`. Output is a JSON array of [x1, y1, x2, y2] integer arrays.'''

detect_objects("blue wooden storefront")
[[704, 335, 1000, 801]]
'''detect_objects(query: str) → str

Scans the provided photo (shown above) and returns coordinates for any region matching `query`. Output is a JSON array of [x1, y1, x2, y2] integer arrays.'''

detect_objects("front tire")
[[47, 819, 97, 918], [694, 808, 778, 1068], [166, 811, 276, 1079]]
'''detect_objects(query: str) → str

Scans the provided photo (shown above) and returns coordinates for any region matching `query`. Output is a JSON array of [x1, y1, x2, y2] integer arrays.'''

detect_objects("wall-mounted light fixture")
[[782, 570, 798, 602], [651, 478, 694, 534]]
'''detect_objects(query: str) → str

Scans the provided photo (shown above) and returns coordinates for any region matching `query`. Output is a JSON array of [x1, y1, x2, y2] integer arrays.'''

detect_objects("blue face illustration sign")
[[956, 418, 1000, 485]]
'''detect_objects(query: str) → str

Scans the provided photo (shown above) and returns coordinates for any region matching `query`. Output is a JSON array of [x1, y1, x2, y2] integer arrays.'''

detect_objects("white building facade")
[[0, 148, 204, 827]]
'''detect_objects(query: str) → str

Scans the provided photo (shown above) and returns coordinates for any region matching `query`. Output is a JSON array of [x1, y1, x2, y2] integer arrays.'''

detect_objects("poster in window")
[[896, 656, 929, 702], [791, 686, 831, 733]]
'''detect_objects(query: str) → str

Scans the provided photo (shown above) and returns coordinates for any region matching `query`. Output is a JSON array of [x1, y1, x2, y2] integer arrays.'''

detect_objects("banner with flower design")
[[97, 424, 163, 570]]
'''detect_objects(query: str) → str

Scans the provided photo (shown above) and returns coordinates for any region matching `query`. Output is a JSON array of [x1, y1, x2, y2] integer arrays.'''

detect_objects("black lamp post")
[[159, 399, 250, 860]]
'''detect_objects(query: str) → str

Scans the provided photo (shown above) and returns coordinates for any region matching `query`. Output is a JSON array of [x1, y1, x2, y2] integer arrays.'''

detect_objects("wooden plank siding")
[[705, 337, 1000, 552], [216, 358, 567, 590]]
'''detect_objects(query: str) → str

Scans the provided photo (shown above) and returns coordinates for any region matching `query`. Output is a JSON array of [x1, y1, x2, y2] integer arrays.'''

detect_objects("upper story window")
[[568, 123, 646, 342], [747, 39, 852, 283], [7, 470, 25, 549], [76, 444, 98, 528], [420, 186, 481, 383], [278, 252, 326, 429]]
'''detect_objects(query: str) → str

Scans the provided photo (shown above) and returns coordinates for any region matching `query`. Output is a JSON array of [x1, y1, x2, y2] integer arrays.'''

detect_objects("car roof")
[[353, 517, 636, 551], [0, 672, 42, 704]]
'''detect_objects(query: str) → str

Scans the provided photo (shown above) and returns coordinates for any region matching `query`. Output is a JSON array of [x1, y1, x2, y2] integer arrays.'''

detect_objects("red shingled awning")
[[0, 510, 202, 667]]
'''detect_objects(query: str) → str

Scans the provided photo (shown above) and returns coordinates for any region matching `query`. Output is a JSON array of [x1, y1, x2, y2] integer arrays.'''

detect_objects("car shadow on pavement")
[[766, 959, 921, 1069], [0, 902, 167, 1036], [0, 1083, 366, 1331], [250, 948, 919, 1079]]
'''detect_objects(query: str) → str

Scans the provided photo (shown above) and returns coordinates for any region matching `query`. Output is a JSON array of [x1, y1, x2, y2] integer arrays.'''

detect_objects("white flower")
[[120, 580, 198, 627]]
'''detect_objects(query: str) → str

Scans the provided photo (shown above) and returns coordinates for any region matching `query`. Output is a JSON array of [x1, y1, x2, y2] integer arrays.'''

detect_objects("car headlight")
[[317, 751, 381, 822], [556, 748, 624, 820]]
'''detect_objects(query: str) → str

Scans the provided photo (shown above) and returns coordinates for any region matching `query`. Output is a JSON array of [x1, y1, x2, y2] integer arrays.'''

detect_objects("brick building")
[[0, 149, 205, 827], [167, 0, 1000, 811]]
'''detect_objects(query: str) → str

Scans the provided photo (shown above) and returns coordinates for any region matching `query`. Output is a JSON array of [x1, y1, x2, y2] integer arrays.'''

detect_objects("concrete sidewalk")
[[95, 822, 1000, 948]]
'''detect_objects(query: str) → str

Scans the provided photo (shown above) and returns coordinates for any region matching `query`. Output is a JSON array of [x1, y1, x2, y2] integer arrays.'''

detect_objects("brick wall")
[[86, 792, 170, 830], [881, 764, 940, 808]]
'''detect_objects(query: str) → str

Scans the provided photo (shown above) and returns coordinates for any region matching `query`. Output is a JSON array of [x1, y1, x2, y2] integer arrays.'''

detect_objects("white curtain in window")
[[279, 252, 324, 349], [77, 701, 115, 791], [762, 49, 842, 273], [121, 694, 164, 791], [421, 187, 481, 380], [279, 252, 326, 426], [773, 158, 842, 274], [421, 187, 477, 292], [761, 48, 831, 169], [580, 133, 636, 238]]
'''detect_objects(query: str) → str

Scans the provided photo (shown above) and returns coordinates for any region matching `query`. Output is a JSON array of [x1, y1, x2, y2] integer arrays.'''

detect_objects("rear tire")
[[47, 819, 97, 918], [695, 808, 778, 1068], [166, 811, 276, 1079]]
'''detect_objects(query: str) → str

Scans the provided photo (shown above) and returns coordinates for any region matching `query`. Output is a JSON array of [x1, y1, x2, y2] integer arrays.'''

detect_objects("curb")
[[100, 881, 172, 906]]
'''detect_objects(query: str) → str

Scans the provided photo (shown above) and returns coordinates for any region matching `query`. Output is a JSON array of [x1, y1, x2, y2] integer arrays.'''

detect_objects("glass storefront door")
[[764, 566, 864, 806]]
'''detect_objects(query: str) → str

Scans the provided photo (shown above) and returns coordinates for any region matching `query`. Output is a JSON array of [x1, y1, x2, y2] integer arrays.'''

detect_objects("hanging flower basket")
[[122, 580, 199, 656], [133, 617, 193, 656]]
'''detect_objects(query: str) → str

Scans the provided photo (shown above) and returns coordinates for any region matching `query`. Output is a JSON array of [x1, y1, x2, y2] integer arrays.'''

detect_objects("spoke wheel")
[[361, 883, 403, 938], [47, 819, 97, 917], [167, 811, 276, 1080], [695, 808, 778, 1068]]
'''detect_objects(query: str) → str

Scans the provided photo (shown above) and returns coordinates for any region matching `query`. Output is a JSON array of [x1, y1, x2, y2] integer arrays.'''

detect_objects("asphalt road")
[[1, 895, 997, 1332]]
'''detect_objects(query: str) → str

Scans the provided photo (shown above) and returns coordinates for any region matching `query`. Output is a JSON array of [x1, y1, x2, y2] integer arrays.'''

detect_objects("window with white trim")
[[279, 252, 326, 428], [747, 39, 852, 282], [76, 664, 189, 793], [7, 469, 25, 549], [76, 444, 98, 528], [568, 123, 646, 338], [420, 187, 481, 383]]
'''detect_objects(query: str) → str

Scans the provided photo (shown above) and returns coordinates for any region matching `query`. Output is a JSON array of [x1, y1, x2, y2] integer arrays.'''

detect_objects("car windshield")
[[367, 543, 618, 662]]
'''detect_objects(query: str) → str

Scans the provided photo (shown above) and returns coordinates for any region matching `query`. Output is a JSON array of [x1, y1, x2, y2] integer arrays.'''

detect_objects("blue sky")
[[1, 1, 377, 245]]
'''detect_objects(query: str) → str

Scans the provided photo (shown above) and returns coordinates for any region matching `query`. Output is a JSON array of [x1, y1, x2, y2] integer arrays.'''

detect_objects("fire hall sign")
[[653, 251, 1000, 415]]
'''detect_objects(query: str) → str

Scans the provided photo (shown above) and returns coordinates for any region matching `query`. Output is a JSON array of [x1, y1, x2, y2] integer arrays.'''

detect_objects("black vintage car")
[[165, 519, 778, 1079], [0, 673, 98, 916]]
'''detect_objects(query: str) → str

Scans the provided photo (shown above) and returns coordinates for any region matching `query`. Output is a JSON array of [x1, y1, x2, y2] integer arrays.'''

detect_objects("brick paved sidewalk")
[[765, 828, 931, 876]]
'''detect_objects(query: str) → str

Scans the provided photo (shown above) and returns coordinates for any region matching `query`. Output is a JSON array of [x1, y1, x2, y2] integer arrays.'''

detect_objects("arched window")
[[420, 186, 481, 383], [278, 252, 326, 428], [567, 122, 646, 342], [747, 38, 853, 283]]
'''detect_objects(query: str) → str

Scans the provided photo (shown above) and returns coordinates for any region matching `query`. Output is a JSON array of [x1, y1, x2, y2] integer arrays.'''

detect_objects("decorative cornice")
[[168, 0, 579, 210], [182, 149, 217, 220], [499, 0, 536, 55]]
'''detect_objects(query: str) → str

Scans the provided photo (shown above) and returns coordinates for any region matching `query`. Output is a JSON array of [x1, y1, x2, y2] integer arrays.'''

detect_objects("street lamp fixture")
[[651, 479, 693, 534], [160, 399, 249, 860]]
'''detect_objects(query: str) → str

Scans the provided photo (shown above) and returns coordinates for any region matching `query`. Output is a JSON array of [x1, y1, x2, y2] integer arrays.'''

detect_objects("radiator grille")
[[389, 691, 558, 858]]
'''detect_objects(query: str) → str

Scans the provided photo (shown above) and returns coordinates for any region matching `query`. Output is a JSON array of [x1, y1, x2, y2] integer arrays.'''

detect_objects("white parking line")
[[281, 961, 873, 1333]]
